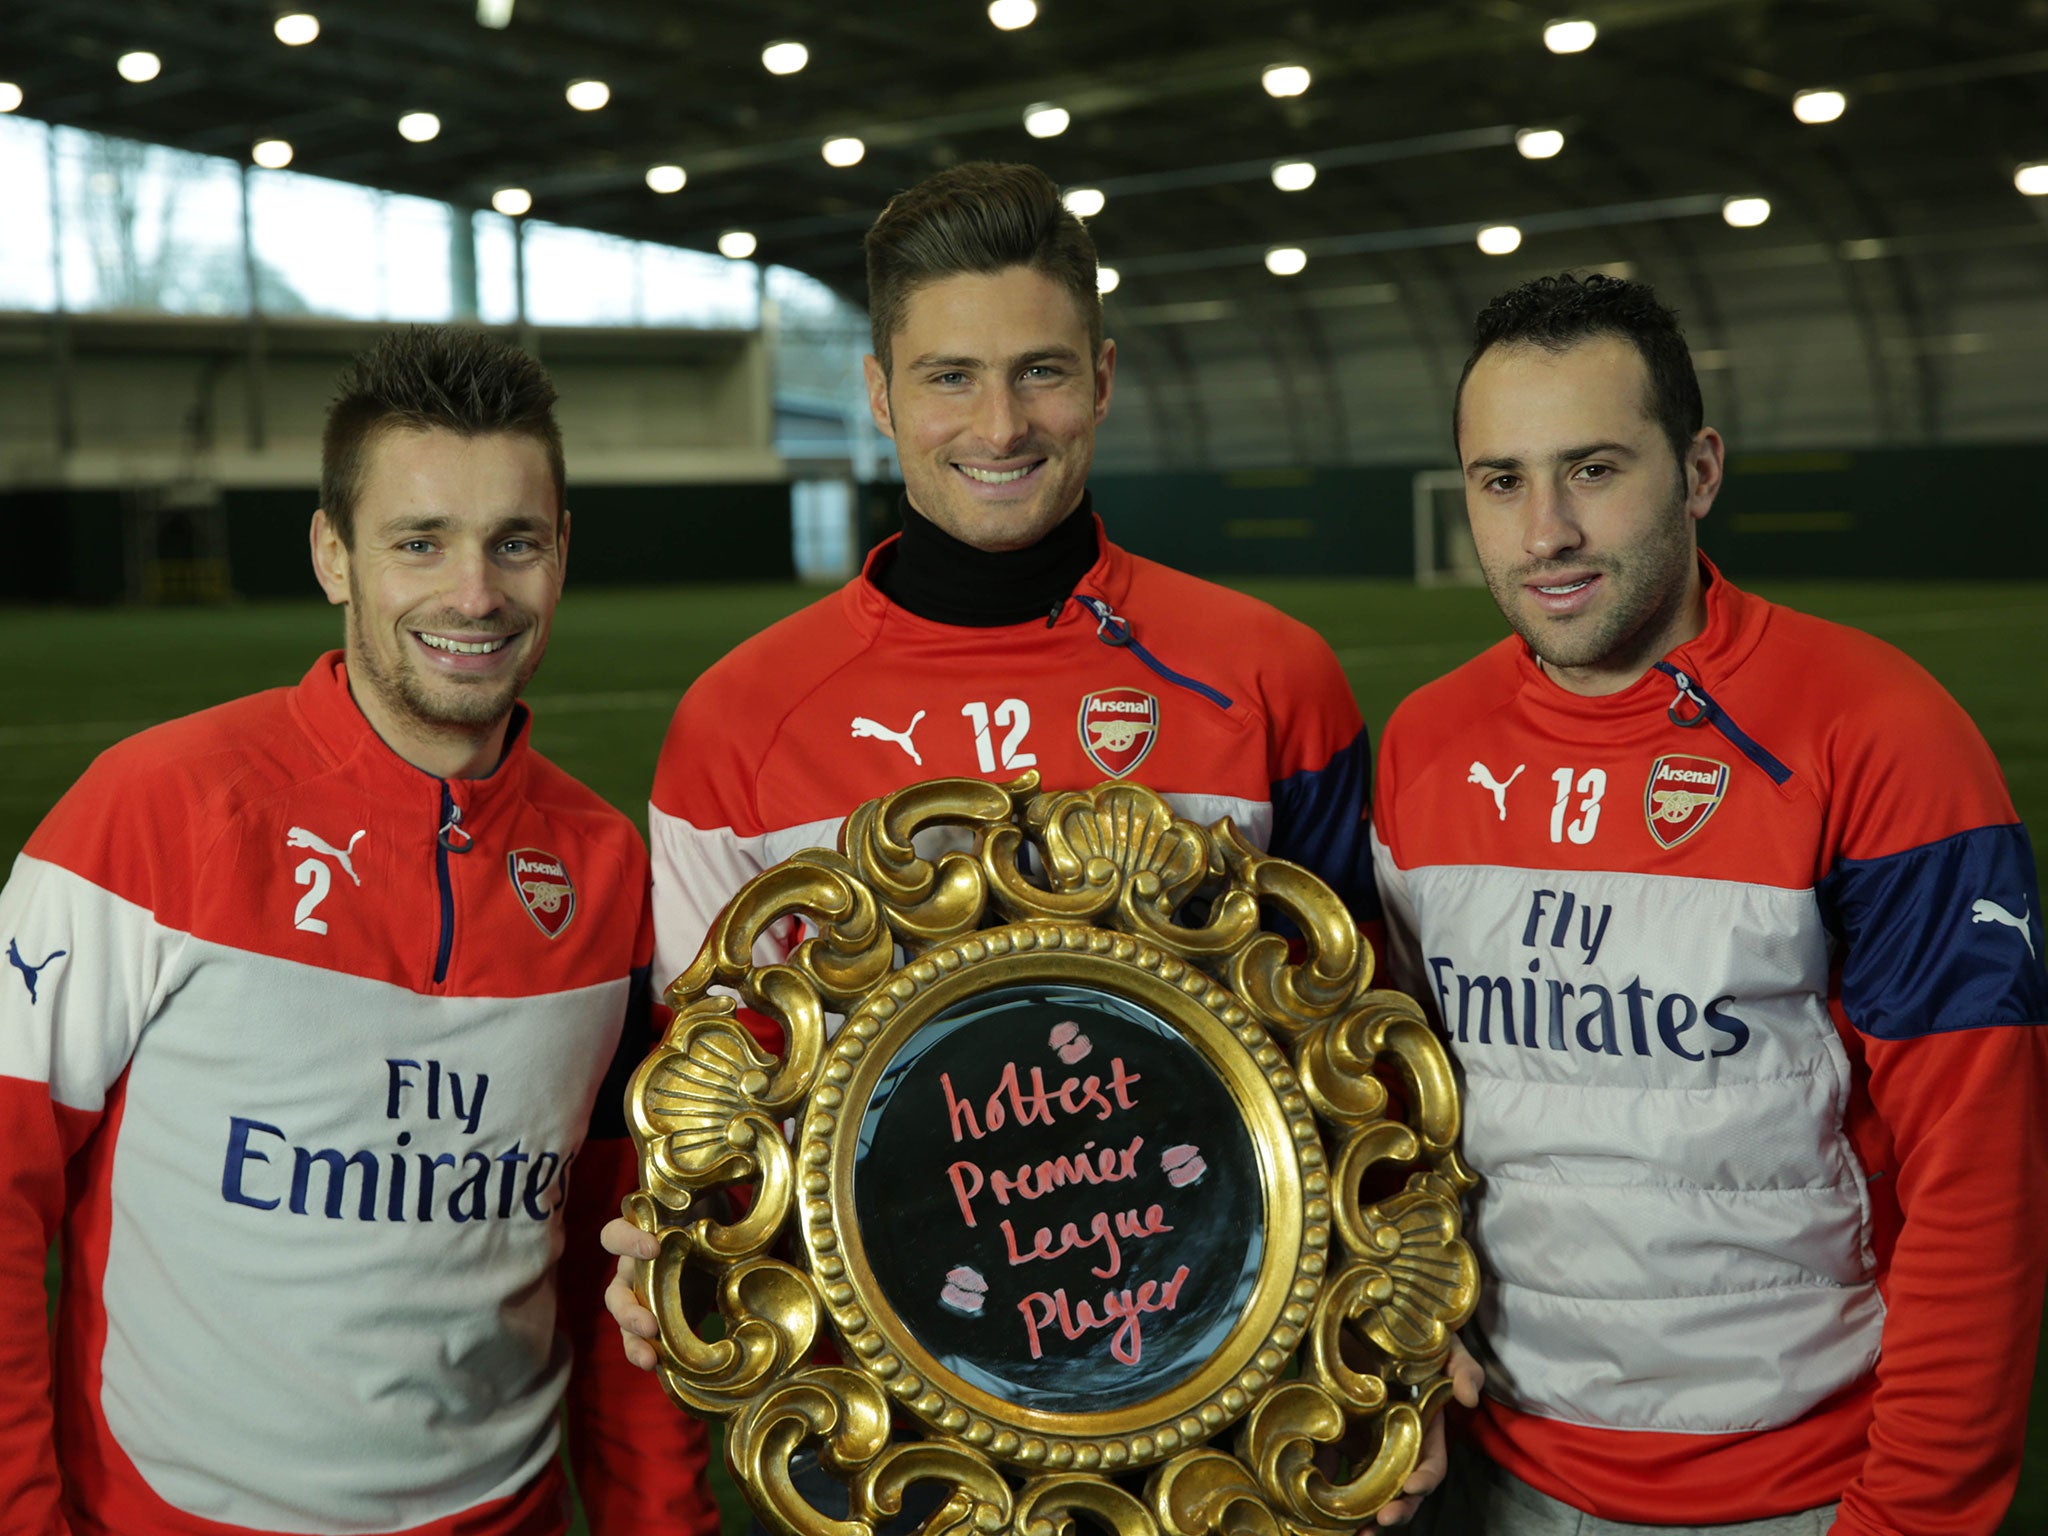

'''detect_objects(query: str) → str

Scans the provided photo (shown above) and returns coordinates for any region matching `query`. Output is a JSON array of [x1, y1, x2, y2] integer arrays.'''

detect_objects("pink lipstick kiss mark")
[[940, 1265, 988, 1316], [1161, 1144, 1207, 1187], [1049, 1020, 1093, 1065]]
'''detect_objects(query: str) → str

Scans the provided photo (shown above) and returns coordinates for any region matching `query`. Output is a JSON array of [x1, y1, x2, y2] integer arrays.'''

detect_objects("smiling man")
[[643, 163, 1380, 990], [0, 329, 717, 1536], [1374, 274, 2048, 1535], [616, 163, 1465, 1526]]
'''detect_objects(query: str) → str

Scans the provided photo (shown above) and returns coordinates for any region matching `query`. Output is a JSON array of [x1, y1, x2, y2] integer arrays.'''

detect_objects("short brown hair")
[[1456, 273, 1703, 470], [864, 162, 1102, 374], [321, 327, 565, 545]]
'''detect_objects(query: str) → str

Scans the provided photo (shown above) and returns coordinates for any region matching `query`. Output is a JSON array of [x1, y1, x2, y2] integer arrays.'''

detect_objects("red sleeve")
[[1, 753, 181, 1536], [560, 895, 721, 1536], [1833, 1026, 2048, 1536], [1815, 648, 2048, 1536], [0, 1071, 87, 1536]]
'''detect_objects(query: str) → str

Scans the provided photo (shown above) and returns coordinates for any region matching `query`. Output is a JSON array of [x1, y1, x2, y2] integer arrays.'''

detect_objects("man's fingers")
[[601, 1214, 658, 1261], [621, 1331, 658, 1372], [1445, 1337, 1485, 1406]]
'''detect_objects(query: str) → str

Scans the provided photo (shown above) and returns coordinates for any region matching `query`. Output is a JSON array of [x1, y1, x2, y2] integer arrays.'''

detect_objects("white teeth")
[[1537, 581, 1592, 595], [419, 633, 508, 655], [959, 464, 1034, 484]]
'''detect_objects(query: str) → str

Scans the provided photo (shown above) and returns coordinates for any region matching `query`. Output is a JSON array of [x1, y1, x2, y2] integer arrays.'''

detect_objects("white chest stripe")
[[1400, 860, 1882, 1435], [98, 931, 624, 1531]]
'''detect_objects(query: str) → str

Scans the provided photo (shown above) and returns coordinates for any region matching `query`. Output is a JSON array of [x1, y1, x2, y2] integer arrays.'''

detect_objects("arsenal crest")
[[1076, 687, 1158, 778], [1643, 755, 1729, 848], [508, 847, 576, 938]]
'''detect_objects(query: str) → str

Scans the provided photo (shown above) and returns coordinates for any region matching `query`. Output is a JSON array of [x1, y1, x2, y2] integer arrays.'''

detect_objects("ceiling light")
[[1024, 103, 1070, 138], [1721, 196, 1771, 228], [1792, 89, 1845, 124], [718, 230, 758, 260], [1262, 63, 1311, 98], [492, 187, 532, 216], [1062, 186, 1106, 218], [1271, 160, 1316, 192], [252, 138, 294, 169], [1477, 224, 1523, 255], [762, 41, 809, 75], [1265, 246, 1307, 276], [988, 0, 1037, 28], [2017, 162, 2048, 196], [1515, 127, 1565, 159], [398, 111, 441, 142], [274, 13, 319, 45], [117, 51, 162, 83], [476, 0, 515, 27], [1096, 266, 1120, 295], [566, 79, 610, 111], [0, 83, 21, 114], [645, 163, 687, 194], [1542, 19, 1597, 53], [822, 136, 865, 167]]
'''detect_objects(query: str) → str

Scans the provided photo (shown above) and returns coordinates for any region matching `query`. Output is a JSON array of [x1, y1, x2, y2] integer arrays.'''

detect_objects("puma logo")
[[850, 711, 926, 766], [286, 826, 366, 886], [1972, 898, 2036, 959], [7, 939, 66, 1004], [1467, 761, 1525, 821]]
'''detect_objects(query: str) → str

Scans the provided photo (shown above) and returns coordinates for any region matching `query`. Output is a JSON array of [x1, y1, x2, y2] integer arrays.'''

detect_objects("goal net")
[[1411, 469, 1482, 587]]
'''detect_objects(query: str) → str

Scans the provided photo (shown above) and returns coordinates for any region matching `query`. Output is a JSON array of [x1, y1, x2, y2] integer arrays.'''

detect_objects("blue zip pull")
[[1074, 592, 1235, 709], [438, 801, 473, 853], [1666, 668, 1713, 728], [1652, 663, 1793, 785]]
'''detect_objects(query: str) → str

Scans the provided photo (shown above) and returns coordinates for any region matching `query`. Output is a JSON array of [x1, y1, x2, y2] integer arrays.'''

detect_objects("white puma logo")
[[1467, 761, 1525, 821], [1972, 898, 2036, 959], [286, 826, 366, 886], [850, 711, 926, 766]]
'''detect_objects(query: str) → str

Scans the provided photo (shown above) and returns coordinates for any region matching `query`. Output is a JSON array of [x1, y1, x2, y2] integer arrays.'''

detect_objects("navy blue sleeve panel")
[[1819, 822, 2048, 1041], [586, 962, 654, 1142], [1269, 727, 1382, 923]]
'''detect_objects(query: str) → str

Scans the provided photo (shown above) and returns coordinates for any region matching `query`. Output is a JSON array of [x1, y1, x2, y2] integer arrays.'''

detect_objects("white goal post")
[[1411, 469, 1483, 587]]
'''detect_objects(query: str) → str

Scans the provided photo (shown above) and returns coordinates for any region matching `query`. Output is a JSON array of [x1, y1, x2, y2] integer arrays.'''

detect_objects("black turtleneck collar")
[[868, 493, 1100, 627]]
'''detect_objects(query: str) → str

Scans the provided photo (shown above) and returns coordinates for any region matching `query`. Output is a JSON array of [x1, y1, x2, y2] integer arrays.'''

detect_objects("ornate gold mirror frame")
[[625, 775, 1477, 1535]]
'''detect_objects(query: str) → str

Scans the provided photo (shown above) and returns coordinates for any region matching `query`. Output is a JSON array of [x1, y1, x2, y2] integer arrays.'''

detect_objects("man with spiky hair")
[[0, 327, 719, 1536], [1375, 272, 2048, 1534]]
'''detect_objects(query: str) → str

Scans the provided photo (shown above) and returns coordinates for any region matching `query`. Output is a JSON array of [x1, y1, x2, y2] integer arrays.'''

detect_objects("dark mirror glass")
[[853, 982, 1265, 1415]]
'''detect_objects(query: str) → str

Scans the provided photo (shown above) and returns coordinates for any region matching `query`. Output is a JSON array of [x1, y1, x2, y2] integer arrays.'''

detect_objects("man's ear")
[[863, 354, 896, 440], [555, 508, 571, 591], [310, 510, 350, 606], [1685, 427, 1727, 524], [1093, 337, 1117, 424]]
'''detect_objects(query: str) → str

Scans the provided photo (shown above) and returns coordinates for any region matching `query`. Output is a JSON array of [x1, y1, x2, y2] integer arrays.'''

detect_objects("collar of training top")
[[868, 492, 1100, 628]]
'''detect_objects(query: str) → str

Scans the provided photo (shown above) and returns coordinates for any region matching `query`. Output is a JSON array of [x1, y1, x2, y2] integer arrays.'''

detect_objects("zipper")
[[1653, 663, 1792, 785], [1072, 593, 1235, 709], [434, 786, 473, 985]]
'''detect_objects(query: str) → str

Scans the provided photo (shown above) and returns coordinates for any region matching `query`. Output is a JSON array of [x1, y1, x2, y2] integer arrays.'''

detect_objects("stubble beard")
[[1489, 486, 1698, 679], [348, 602, 540, 739]]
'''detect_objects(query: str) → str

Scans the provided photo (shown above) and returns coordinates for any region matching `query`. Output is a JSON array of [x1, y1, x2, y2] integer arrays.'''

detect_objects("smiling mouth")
[[417, 632, 512, 656], [955, 461, 1042, 484], [1534, 579, 1595, 595]]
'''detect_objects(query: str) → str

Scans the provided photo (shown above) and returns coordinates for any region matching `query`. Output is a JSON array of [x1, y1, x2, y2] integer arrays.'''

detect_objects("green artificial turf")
[[4, 577, 2042, 1532]]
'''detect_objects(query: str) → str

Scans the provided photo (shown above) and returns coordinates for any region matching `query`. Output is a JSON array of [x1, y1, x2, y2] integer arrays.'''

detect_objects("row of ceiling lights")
[[3, 11, 2046, 264]]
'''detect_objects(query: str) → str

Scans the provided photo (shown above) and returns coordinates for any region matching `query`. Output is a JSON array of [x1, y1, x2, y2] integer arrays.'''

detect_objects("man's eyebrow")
[[904, 352, 985, 372], [1465, 455, 1523, 475], [902, 344, 1086, 372], [1556, 441, 1638, 462], [1464, 442, 1639, 475]]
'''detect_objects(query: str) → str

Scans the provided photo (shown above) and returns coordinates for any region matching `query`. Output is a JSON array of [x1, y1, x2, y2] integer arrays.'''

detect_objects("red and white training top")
[[0, 655, 717, 1536], [649, 521, 1379, 989], [1372, 562, 2048, 1535]]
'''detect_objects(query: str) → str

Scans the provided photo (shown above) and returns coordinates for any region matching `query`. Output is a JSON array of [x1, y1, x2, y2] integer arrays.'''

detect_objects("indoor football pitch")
[[5, 575, 2042, 1533]]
